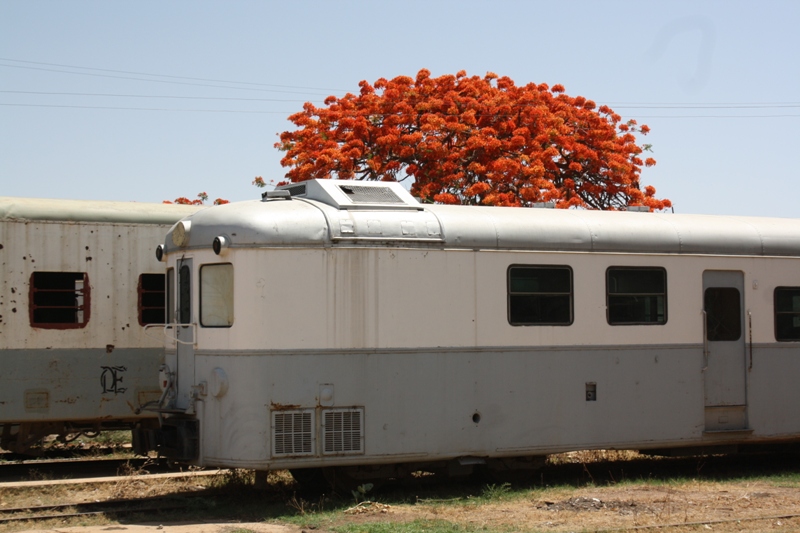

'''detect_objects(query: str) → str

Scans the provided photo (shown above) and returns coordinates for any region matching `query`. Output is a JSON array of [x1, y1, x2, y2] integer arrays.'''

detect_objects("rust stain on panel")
[[56, 396, 79, 405], [270, 401, 301, 410]]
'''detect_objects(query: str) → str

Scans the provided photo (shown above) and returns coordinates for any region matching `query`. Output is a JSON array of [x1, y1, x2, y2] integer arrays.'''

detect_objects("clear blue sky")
[[1, 1, 798, 217]]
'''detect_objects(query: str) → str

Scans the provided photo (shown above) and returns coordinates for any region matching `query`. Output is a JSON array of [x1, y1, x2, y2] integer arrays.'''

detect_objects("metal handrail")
[[748, 310, 753, 371], [701, 310, 709, 372]]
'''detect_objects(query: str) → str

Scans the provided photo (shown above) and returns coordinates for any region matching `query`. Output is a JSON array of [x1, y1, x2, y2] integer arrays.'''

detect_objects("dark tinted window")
[[775, 287, 800, 341], [166, 268, 175, 324], [29, 272, 90, 328], [704, 287, 741, 341], [508, 266, 572, 325], [179, 264, 191, 324], [138, 273, 165, 326], [607, 267, 666, 325]]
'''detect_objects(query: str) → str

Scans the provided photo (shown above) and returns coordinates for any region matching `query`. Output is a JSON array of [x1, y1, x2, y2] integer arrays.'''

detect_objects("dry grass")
[[1, 451, 799, 532], [547, 449, 644, 465]]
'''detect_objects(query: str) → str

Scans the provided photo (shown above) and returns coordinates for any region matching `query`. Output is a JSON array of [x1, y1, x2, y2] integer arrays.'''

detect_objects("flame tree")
[[276, 69, 670, 210]]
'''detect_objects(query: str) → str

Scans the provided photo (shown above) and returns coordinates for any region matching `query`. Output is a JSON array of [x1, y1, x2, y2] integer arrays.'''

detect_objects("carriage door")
[[702, 270, 748, 431], [176, 258, 195, 410]]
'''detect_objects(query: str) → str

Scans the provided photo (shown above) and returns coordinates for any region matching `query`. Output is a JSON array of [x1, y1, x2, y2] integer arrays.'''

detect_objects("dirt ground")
[[11, 478, 800, 533], [5, 451, 800, 533], [22, 525, 302, 533]]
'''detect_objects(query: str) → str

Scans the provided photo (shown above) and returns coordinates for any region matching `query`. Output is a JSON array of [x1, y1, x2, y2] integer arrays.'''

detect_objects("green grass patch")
[[331, 519, 489, 533]]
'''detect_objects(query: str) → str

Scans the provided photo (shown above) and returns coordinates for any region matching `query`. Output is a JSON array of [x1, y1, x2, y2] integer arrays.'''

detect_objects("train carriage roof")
[[164, 180, 800, 257], [0, 196, 203, 225]]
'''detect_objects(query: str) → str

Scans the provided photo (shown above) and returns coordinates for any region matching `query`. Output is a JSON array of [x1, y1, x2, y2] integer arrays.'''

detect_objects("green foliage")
[[351, 483, 374, 504], [480, 482, 512, 500]]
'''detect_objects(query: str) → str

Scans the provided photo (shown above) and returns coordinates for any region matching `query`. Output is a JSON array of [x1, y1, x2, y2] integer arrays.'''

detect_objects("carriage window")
[[138, 273, 166, 326], [705, 287, 741, 341], [775, 287, 800, 341], [200, 263, 234, 327], [166, 268, 175, 324], [508, 265, 572, 325], [607, 267, 666, 325], [29, 272, 90, 328], [178, 264, 191, 324]]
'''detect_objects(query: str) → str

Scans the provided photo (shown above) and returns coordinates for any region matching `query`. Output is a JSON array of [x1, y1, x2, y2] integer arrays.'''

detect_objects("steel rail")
[[0, 495, 189, 524], [0, 457, 178, 483]]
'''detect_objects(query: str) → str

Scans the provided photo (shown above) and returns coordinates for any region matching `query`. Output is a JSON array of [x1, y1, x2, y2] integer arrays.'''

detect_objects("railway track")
[[0, 444, 132, 462], [0, 495, 190, 524], [0, 456, 188, 483]]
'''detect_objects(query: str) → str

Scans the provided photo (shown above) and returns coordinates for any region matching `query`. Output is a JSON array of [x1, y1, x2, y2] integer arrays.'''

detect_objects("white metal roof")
[[164, 180, 800, 257], [0, 196, 204, 225]]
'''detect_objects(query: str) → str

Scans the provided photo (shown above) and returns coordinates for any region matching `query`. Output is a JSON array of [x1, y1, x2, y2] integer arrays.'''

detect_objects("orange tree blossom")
[[272, 69, 670, 211], [163, 192, 229, 206]]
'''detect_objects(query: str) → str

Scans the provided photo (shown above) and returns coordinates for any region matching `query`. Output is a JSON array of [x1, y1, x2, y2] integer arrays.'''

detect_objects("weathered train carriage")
[[0, 197, 200, 452], [143, 180, 800, 483]]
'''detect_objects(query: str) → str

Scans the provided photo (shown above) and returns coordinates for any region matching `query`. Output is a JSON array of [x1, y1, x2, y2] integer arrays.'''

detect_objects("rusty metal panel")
[[0, 197, 197, 432], [1, 348, 163, 423]]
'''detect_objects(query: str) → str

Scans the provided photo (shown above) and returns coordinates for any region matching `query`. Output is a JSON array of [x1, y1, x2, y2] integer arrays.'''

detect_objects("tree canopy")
[[276, 70, 670, 211], [164, 192, 229, 205]]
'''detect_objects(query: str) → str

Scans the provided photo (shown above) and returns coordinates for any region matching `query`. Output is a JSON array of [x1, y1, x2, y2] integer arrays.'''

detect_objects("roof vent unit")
[[282, 183, 307, 197], [261, 189, 291, 201], [338, 184, 404, 204], [625, 206, 651, 212], [276, 179, 421, 211]]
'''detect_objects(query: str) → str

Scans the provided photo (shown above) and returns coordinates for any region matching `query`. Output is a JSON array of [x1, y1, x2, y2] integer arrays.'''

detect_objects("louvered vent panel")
[[323, 408, 364, 455], [284, 183, 307, 197], [338, 185, 404, 204], [272, 410, 313, 456]]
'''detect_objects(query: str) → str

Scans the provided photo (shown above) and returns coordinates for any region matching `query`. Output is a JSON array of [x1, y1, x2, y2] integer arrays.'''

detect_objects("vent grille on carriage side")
[[338, 185, 404, 204], [284, 184, 307, 197], [323, 408, 364, 455], [272, 410, 313, 456]]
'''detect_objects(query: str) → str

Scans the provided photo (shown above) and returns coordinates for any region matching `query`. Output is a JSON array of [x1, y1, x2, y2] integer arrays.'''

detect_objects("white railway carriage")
[[139, 179, 800, 484], [0, 197, 200, 453]]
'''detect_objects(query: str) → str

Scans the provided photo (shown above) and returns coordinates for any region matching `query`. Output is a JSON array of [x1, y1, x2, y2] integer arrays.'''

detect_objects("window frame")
[[199, 262, 234, 328], [606, 266, 667, 326], [178, 264, 191, 325], [507, 264, 574, 326], [137, 273, 166, 326], [29, 271, 91, 329], [774, 286, 800, 342], [166, 267, 175, 324]]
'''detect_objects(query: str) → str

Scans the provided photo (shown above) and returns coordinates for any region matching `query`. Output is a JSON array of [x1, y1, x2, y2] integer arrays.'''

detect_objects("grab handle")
[[143, 323, 197, 346], [701, 310, 709, 372]]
